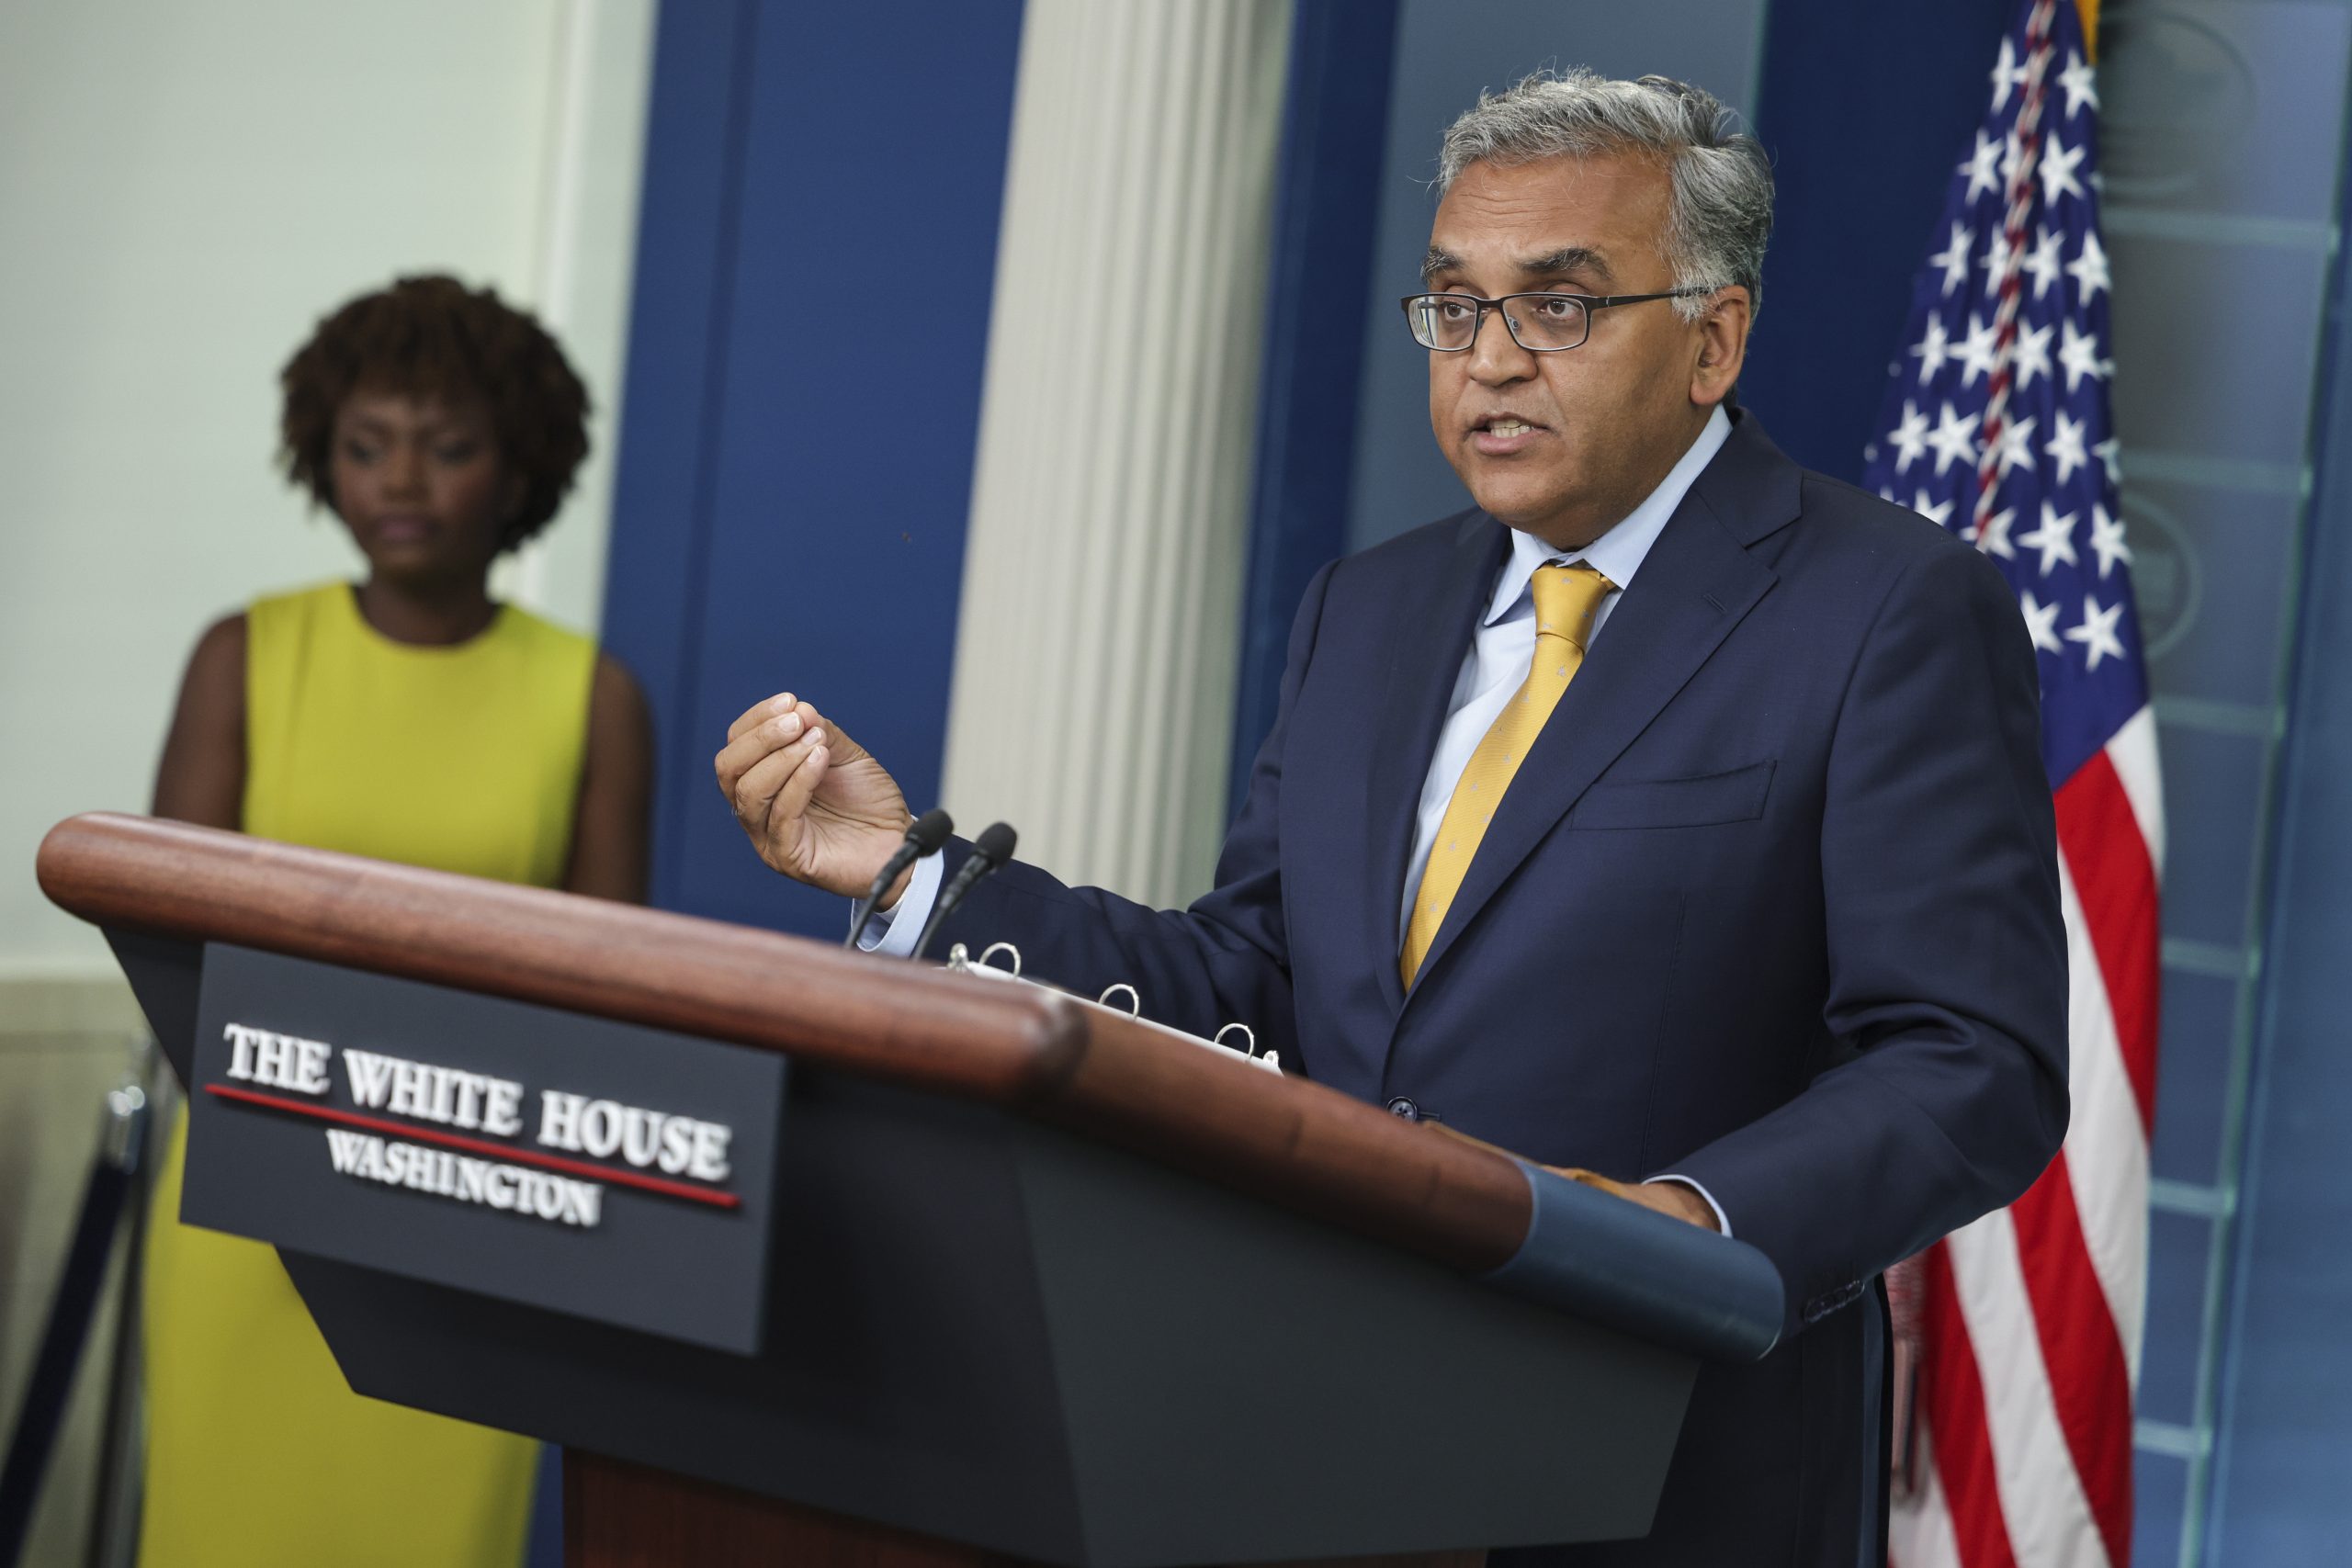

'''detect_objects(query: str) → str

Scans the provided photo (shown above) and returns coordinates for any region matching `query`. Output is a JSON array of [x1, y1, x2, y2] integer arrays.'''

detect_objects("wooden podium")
[[38, 813, 1781, 1567]]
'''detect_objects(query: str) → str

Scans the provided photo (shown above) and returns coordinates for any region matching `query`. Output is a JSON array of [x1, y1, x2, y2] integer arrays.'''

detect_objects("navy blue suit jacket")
[[928, 412, 2069, 1564]]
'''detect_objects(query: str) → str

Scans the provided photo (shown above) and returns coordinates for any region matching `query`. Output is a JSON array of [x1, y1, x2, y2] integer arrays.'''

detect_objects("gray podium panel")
[[286, 1067, 1692, 1566]]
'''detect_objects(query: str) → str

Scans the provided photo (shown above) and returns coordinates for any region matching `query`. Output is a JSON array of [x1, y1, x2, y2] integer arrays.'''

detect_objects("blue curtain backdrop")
[[1227, 0, 1400, 813], [1737, 3, 2012, 478], [602, 0, 1027, 937]]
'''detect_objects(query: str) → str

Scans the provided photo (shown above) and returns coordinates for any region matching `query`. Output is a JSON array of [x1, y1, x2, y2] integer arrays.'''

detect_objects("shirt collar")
[[1482, 403, 1733, 626]]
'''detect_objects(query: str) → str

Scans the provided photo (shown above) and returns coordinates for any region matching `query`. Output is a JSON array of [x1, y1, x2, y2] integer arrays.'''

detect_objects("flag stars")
[[1866, 25, 2140, 696], [2065, 595, 2128, 670], [2057, 51, 2098, 118], [1930, 223, 1974, 298], [1927, 402, 1983, 475], [2019, 589, 2065, 654], [2066, 230, 2111, 306], [2059, 317, 2112, 391], [1911, 317, 1951, 384], [2023, 225, 2064, 300], [2041, 135, 2087, 207], [2012, 321, 2053, 390], [2046, 409, 2089, 484], [1969, 505, 2018, 560], [2089, 504, 2132, 578], [1958, 313, 2002, 387], [2019, 502, 2080, 575], [1981, 228, 2020, 299], [1892, 400, 1931, 471], [1960, 130, 2004, 201], [1990, 36, 2027, 111], [1996, 414, 2039, 478]]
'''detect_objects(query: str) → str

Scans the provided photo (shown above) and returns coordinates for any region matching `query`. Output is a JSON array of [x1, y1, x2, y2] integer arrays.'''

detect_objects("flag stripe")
[[2009, 1156, 2136, 1568], [2054, 744, 2161, 1132], [1894, 1433, 1970, 1568], [1946, 1209, 2112, 1568], [2105, 706, 2165, 876], [1917, 1243, 2021, 1568], [2054, 848, 2153, 1374]]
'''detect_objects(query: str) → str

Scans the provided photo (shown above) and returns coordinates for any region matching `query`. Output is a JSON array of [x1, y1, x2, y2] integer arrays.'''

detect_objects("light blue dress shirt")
[[1396, 405, 1730, 946], [862, 406, 1736, 1229]]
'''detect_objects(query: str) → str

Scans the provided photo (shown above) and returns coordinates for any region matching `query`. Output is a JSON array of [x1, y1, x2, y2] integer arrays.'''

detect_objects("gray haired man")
[[719, 71, 2067, 1568]]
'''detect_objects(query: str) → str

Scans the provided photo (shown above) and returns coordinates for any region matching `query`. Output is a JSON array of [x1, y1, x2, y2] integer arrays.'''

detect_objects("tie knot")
[[1532, 561, 1615, 650]]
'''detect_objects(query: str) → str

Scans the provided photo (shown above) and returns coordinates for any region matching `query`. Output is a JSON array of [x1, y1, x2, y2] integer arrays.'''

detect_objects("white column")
[[503, 0, 657, 631], [941, 0, 1293, 908]]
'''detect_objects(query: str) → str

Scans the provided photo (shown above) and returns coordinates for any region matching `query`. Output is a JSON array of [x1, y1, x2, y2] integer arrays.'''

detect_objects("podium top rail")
[[39, 813, 1532, 1274]]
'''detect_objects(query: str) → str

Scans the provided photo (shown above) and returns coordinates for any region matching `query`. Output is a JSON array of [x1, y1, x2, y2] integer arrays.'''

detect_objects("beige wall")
[[0, 0, 653, 979]]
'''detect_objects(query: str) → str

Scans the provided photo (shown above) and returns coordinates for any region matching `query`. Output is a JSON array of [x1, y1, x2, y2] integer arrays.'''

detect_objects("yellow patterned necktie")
[[1401, 560, 1616, 989]]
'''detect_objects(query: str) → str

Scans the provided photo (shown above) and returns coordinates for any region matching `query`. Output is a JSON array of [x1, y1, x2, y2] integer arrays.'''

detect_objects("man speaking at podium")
[[717, 71, 2066, 1568]]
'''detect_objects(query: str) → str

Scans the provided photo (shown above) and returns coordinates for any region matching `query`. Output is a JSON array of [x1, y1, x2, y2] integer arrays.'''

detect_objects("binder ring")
[[1215, 1022, 1258, 1058], [1098, 983, 1141, 1016], [944, 942, 1021, 981]]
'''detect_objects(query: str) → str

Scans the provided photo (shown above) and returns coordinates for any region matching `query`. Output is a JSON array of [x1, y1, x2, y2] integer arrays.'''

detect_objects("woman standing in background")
[[142, 275, 652, 1567]]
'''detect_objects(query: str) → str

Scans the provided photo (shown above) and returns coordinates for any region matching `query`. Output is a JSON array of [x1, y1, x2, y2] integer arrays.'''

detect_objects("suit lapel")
[[1363, 513, 1511, 1018], [1400, 418, 1800, 1003]]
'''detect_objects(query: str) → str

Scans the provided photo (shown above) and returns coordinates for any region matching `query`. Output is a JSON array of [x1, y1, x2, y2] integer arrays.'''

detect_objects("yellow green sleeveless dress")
[[138, 581, 597, 1568]]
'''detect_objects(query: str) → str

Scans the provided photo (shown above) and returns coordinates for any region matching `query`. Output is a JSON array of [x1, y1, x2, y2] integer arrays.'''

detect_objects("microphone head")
[[973, 821, 1018, 865], [908, 807, 954, 853]]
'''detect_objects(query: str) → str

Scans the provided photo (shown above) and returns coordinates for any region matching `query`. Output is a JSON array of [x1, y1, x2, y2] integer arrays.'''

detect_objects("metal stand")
[[0, 1067, 151, 1568], [85, 1045, 165, 1568]]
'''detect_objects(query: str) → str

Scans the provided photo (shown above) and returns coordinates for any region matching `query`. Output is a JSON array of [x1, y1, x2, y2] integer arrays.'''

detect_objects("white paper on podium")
[[943, 942, 1282, 1075]]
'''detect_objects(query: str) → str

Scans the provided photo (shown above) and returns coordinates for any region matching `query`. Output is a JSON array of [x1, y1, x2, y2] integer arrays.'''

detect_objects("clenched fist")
[[714, 694, 915, 900]]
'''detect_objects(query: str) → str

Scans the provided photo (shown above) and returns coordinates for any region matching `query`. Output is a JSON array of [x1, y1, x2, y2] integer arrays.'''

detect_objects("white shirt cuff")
[[1645, 1175, 1733, 1238], [854, 850, 946, 956]]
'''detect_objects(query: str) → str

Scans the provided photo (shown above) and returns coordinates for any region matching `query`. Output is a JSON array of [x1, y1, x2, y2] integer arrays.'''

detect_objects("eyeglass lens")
[[1406, 294, 1590, 352]]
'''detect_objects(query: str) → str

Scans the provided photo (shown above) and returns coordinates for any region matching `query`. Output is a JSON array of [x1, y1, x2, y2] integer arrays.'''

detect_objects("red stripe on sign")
[[2010, 1152, 2135, 1568], [2055, 751, 2162, 1134], [204, 1084, 741, 1210], [1920, 1241, 2020, 1568]]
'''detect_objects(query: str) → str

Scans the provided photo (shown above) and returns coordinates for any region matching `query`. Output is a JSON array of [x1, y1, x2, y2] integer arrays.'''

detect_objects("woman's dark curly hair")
[[278, 275, 591, 549]]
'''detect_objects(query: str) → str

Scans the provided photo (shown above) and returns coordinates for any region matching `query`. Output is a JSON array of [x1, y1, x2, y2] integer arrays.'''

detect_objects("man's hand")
[[715, 694, 915, 899], [1545, 1167, 1722, 1233]]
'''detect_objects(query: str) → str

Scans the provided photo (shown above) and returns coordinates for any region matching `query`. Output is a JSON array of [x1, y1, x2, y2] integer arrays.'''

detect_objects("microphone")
[[845, 808, 955, 950], [913, 821, 1018, 961]]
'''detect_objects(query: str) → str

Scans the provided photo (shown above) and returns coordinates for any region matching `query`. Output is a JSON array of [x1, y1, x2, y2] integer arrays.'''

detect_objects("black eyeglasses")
[[1399, 288, 1711, 353]]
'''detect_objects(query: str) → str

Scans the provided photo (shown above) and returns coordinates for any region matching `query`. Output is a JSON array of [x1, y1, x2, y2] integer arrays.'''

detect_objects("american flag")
[[1860, 3, 2163, 1566]]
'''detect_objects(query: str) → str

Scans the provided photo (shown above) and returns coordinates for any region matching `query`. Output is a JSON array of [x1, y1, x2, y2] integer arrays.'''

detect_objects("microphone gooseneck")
[[913, 821, 1018, 961], [845, 808, 955, 950]]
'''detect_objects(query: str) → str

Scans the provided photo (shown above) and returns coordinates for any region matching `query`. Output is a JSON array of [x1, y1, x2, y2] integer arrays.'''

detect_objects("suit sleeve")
[[1668, 538, 2071, 1336], [925, 560, 1339, 1055]]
